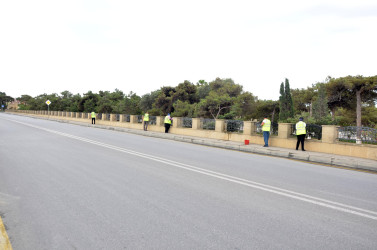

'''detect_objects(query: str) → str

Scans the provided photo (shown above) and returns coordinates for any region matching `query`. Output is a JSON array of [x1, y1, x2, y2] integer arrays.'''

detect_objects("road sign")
[[46, 100, 51, 105]]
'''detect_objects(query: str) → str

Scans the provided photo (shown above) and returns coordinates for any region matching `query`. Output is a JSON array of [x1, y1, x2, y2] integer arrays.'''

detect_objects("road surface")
[[1, 113, 377, 249]]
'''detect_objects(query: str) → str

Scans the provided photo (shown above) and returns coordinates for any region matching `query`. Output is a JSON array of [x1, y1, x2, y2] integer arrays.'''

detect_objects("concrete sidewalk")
[[8, 113, 377, 173]]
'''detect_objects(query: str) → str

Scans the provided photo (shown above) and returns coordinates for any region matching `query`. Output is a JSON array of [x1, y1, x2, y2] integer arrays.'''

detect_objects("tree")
[[198, 92, 232, 119], [254, 100, 280, 122], [312, 83, 329, 122], [80, 91, 99, 112], [153, 86, 176, 115], [291, 87, 315, 116], [196, 80, 210, 100], [0, 92, 13, 109], [197, 78, 242, 119], [343, 75, 377, 129], [173, 80, 197, 104], [123, 91, 142, 115], [139, 90, 160, 112], [279, 78, 294, 121], [17, 95, 33, 105], [172, 100, 197, 117], [231, 92, 257, 120], [326, 77, 352, 121]]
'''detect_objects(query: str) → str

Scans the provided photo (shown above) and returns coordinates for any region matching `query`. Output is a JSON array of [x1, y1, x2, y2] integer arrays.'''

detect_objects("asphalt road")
[[1, 113, 377, 250]]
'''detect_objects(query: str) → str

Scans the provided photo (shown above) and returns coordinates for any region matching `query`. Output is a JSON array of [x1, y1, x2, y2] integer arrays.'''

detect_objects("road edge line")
[[0, 216, 12, 250]]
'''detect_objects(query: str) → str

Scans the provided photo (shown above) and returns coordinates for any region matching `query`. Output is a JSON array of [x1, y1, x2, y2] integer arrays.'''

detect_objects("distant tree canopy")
[[3, 75, 376, 128], [0, 92, 14, 109]]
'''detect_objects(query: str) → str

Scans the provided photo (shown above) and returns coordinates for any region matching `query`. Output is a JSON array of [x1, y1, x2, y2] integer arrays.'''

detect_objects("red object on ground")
[[244, 140, 249, 145]]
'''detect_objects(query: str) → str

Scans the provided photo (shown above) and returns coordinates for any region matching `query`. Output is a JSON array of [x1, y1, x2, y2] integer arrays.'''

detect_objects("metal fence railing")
[[291, 124, 322, 140], [98, 113, 102, 119], [255, 122, 278, 135], [124, 114, 130, 122], [137, 115, 143, 123], [116, 114, 120, 121], [182, 117, 192, 128], [106, 113, 111, 120], [307, 124, 322, 140], [338, 126, 377, 144], [271, 122, 278, 135], [202, 118, 215, 130], [225, 120, 244, 133], [149, 116, 157, 125]]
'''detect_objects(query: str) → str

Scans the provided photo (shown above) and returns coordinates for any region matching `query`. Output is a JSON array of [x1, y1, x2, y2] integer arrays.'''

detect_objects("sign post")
[[46, 100, 51, 118]]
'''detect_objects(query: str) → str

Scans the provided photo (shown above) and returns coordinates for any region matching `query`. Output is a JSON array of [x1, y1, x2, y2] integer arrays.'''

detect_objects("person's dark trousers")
[[263, 131, 270, 146], [92, 118, 95, 124], [296, 134, 305, 150], [144, 121, 149, 131], [164, 123, 170, 133]]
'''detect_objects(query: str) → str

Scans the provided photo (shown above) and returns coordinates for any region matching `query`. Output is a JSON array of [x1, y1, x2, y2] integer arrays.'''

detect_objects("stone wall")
[[9, 110, 377, 161]]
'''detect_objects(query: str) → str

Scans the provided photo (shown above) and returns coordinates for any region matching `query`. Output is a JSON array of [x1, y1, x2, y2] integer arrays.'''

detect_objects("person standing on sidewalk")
[[143, 111, 149, 131], [164, 113, 173, 133], [261, 116, 271, 147], [91, 111, 96, 124], [296, 117, 306, 151]]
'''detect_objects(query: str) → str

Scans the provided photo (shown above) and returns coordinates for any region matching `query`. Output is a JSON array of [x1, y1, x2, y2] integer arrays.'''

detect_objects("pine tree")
[[313, 83, 329, 122]]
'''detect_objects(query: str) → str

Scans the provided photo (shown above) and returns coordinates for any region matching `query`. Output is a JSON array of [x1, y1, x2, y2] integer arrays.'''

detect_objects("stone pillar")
[[119, 114, 125, 122], [174, 117, 183, 128], [243, 121, 253, 135], [192, 118, 201, 130], [322, 125, 339, 144], [215, 119, 225, 133], [130, 115, 138, 123], [110, 114, 116, 122], [278, 123, 293, 139], [156, 116, 164, 126]]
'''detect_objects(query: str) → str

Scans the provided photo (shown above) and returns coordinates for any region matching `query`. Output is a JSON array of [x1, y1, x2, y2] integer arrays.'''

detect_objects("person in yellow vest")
[[91, 111, 96, 124], [296, 117, 306, 151], [143, 111, 149, 131], [261, 116, 271, 147], [164, 113, 173, 133]]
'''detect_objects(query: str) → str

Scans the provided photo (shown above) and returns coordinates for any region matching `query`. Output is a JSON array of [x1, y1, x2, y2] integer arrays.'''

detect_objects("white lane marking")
[[5, 117, 377, 221]]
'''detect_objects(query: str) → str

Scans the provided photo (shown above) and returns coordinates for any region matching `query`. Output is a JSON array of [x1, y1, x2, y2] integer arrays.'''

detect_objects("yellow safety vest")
[[262, 119, 271, 132], [164, 116, 172, 124], [296, 121, 306, 135], [143, 114, 149, 121], [91, 112, 96, 118]]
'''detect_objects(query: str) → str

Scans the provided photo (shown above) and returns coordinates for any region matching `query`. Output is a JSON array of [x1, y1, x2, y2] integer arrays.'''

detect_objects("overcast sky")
[[1, 0, 376, 100]]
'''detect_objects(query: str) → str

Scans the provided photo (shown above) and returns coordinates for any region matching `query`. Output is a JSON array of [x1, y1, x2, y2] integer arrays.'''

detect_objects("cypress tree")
[[279, 82, 287, 121], [285, 78, 294, 118], [279, 78, 294, 121]]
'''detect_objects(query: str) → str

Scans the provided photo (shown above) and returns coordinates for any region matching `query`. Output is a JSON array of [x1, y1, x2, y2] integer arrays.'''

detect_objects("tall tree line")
[[3, 75, 377, 128]]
